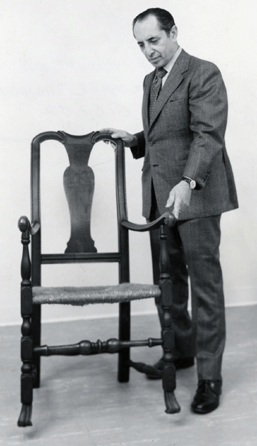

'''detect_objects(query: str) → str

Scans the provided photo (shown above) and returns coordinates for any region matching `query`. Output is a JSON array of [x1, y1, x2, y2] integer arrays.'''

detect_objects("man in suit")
[[103, 7, 238, 414]]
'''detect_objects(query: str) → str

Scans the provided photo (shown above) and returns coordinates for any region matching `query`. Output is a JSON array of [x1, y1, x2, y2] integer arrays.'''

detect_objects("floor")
[[1, 305, 257, 446]]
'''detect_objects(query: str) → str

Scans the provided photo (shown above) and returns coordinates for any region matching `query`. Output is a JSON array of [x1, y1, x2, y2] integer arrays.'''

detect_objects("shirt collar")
[[163, 46, 182, 74]]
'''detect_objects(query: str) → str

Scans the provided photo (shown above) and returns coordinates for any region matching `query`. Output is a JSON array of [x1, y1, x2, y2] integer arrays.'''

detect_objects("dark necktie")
[[149, 67, 167, 122]]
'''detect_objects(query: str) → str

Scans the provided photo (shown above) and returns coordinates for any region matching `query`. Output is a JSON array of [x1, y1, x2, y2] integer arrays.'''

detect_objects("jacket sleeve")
[[183, 61, 228, 188], [130, 131, 146, 159]]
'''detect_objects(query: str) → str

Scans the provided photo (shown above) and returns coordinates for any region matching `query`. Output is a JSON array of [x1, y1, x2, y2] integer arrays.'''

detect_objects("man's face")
[[133, 15, 178, 68]]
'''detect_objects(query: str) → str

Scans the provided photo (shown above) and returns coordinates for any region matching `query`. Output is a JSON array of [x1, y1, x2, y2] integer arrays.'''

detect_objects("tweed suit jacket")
[[131, 50, 238, 220]]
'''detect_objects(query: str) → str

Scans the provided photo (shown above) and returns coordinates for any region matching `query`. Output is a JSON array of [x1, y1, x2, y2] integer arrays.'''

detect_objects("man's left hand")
[[165, 181, 192, 219]]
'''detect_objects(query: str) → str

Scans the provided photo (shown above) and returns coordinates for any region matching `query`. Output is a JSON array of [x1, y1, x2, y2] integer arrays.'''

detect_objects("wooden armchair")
[[17, 130, 180, 427]]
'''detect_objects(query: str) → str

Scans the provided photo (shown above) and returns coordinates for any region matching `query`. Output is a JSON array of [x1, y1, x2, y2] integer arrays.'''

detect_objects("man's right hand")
[[99, 128, 138, 148]]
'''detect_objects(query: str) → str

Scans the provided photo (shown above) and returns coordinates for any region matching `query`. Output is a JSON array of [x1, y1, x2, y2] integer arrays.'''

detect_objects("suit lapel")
[[147, 50, 190, 130], [142, 72, 154, 131]]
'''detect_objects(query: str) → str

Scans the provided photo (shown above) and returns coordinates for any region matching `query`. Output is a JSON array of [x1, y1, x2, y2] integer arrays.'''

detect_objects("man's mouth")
[[149, 56, 161, 63]]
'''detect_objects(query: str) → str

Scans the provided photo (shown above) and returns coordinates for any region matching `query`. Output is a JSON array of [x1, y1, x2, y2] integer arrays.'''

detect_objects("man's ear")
[[170, 25, 178, 41]]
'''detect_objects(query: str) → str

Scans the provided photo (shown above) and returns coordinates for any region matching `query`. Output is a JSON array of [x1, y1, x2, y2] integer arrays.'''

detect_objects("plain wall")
[[1, 0, 256, 325]]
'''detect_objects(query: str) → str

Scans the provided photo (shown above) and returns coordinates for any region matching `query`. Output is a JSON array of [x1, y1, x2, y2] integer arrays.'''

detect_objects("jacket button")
[[149, 142, 153, 146], [153, 163, 159, 167]]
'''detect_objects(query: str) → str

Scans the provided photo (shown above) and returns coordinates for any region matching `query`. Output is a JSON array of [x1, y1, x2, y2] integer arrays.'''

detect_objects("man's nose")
[[144, 44, 154, 58]]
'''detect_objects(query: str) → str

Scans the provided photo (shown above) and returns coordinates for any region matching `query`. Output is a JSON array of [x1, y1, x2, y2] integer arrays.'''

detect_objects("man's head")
[[132, 8, 179, 68]]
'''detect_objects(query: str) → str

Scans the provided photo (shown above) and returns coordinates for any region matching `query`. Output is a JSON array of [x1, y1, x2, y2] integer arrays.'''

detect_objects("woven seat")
[[33, 283, 161, 305], [17, 130, 179, 428]]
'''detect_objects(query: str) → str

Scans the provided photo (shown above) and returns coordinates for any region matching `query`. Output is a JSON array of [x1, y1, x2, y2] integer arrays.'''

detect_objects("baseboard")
[[1, 300, 256, 328]]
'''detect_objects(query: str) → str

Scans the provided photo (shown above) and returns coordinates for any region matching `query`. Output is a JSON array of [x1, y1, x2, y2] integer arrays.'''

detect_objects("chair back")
[[30, 131, 129, 287]]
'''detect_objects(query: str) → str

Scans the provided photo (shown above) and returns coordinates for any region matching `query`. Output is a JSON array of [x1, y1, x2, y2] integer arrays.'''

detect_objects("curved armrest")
[[18, 216, 40, 235], [121, 212, 175, 232]]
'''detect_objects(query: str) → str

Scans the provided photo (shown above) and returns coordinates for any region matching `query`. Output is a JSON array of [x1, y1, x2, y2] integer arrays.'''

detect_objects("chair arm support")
[[121, 212, 175, 232], [18, 216, 40, 235]]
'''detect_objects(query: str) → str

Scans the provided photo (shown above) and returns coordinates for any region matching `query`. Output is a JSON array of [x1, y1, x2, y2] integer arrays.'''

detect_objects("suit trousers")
[[149, 191, 226, 380]]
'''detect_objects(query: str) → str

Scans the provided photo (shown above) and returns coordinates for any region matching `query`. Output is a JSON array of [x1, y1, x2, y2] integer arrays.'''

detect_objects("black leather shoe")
[[191, 380, 222, 414], [146, 357, 194, 380]]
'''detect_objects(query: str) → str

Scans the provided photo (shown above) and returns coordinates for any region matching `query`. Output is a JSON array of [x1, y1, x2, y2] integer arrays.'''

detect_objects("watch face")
[[190, 180, 196, 189]]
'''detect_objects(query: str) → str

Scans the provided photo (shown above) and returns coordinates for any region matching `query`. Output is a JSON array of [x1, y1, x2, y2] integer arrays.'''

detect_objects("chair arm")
[[121, 212, 175, 232], [18, 216, 40, 235]]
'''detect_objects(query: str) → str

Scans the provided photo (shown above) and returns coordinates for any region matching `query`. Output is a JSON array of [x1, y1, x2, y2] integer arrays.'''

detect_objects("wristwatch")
[[182, 176, 196, 190]]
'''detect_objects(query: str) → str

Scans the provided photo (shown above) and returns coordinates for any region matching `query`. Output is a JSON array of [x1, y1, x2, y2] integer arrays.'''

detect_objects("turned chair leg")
[[18, 315, 34, 427], [159, 224, 180, 414], [118, 302, 130, 382], [18, 218, 35, 426], [160, 302, 181, 414], [32, 305, 41, 388]]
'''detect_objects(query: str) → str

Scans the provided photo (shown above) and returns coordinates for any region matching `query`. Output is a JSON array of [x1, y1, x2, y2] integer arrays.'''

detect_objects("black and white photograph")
[[0, 0, 256, 445]]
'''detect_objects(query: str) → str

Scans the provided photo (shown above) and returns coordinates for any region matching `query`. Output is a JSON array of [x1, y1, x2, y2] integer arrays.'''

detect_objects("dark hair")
[[132, 8, 175, 35]]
